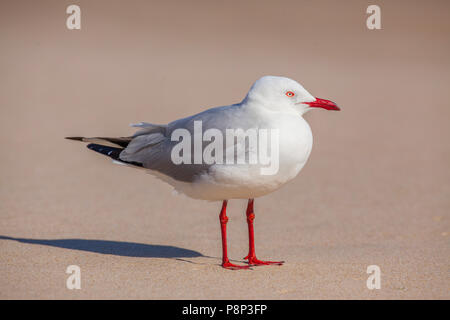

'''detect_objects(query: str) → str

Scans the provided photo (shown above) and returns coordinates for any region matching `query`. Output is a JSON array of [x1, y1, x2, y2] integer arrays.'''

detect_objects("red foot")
[[244, 255, 284, 266], [222, 261, 252, 270]]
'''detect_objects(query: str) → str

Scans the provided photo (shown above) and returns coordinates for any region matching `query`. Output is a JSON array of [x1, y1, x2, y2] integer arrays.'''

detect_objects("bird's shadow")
[[0, 235, 203, 259]]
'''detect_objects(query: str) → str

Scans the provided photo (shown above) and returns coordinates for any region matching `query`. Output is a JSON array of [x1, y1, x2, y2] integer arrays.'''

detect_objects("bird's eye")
[[286, 91, 295, 97]]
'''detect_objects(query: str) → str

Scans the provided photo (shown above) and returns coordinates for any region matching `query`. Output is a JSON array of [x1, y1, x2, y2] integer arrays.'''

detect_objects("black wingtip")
[[86, 143, 143, 167], [65, 137, 84, 141]]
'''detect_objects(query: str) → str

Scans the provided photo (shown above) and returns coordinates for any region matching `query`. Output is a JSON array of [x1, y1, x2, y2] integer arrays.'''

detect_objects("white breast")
[[169, 114, 313, 201]]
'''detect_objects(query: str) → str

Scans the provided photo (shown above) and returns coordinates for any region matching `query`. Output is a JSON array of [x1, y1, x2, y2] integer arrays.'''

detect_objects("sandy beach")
[[0, 0, 449, 299]]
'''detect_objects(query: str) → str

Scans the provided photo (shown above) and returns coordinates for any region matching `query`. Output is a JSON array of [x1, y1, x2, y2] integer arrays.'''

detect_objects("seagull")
[[67, 76, 340, 269]]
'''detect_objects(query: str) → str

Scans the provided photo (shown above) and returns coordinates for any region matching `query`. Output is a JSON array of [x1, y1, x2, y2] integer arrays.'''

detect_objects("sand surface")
[[0, 0, 449, 299]]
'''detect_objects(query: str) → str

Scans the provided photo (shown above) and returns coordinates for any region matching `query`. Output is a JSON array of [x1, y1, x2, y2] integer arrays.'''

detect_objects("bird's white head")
[[243, 75, 340, 115]]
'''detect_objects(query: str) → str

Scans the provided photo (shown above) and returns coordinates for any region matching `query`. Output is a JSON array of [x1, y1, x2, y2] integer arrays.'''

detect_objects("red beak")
[[305, 97, 340, 111]]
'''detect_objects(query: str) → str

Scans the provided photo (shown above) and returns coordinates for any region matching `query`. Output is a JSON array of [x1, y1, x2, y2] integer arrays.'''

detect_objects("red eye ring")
[[286, 91, 295, 97]]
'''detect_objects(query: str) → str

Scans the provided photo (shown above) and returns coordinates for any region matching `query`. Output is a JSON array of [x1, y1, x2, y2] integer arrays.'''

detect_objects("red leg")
[[219, 200, 250, 270], [244, 199, 284, 266]]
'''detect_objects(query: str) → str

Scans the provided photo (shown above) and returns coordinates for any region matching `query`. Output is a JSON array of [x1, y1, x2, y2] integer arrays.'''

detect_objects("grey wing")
[[119, 122, 211, 182], [119, 104, 254, 182]]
